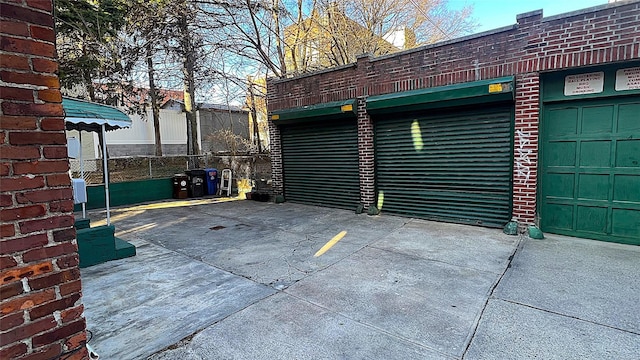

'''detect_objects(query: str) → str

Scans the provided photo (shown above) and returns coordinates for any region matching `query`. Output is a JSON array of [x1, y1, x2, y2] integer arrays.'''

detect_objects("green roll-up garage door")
[[540, 98, 640, 245], [273, 99, 360, 210], [280, 120, 359, 209], [375, 107, 513, 228]]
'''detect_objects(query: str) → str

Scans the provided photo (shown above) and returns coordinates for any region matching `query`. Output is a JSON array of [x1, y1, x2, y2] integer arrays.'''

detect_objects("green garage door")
[[540, 98, 640, 245], [375, 107, 513, 228], [280, 120, 360, 209]]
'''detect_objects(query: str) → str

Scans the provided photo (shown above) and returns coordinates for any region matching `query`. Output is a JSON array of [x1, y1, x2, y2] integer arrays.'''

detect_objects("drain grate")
[[210, 225, 226, 230]]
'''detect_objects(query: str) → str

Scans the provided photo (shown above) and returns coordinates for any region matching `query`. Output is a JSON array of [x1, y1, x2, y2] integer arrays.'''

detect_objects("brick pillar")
[[357, 97, 375, 207], [0, 1, 89, 359], [512, 73, 540, 227], [268, 119, 283, 195]]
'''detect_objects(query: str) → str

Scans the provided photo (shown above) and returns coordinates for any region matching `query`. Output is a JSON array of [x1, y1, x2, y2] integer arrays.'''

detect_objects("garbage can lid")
[[189, 169, 206, 175]]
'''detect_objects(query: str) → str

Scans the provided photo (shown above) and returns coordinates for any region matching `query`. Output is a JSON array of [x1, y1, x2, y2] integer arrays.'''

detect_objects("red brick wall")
[[513, 73, 540, 225], [267, 1, 640, 226], [267, 119, 283, 195], [356, 97, 374, 206], [1, 1, 88, 359]]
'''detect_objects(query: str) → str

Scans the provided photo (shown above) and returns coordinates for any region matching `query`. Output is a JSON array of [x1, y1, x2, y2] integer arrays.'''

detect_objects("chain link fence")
[[71, 154, 272, 193]]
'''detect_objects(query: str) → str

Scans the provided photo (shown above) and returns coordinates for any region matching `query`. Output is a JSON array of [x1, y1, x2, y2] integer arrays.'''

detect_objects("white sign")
[[615, 67, 640, 91], [564, 72, 604, 96]]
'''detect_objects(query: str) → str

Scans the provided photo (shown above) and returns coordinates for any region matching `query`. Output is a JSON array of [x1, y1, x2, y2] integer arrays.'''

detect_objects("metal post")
[[79, 132, 86, 218], [101, 124, 111, 226]]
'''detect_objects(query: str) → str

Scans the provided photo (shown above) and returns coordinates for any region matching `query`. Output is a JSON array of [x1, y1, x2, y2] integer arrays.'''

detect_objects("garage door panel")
[[611, 209, 640, 239], [383, 195, 510, 222], [544, 204, 574, 230], [280, 138, 357, 147], [281, 155, 356, 163], [581, 105, 614, 134], [616, 140, 640, 167], [547, 108, 578, 135], [577, 174, 610, 200], [546, 142, 576, 166], [617, 103, 640, 131], [546, 173, 574, 198], [576, 206, 608, 233], [377, 171, 512, 179], [378, 159, 512, 167], [375, 107, 513, 228], [283, 168, 358, 175], [376, 142, 511, 155], [281, 120, 359, 210], [614, 175, 640, 202], [375, 176, 512, 187], [376, 182, 511, 194], [580, 141, 611, 167], [376, 122, 511, 146]]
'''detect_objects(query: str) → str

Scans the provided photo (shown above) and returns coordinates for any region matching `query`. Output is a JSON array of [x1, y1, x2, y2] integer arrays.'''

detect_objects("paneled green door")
[[540, 98, 640, 245], [280, 119, 360, 210]]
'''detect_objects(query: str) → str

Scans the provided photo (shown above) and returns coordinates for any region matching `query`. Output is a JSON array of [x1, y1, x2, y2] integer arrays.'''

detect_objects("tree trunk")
[[271, 0, 287, 77], [178, 7, 200, 168], [146, 42, 163, 156], [249, 85, 262, 153]]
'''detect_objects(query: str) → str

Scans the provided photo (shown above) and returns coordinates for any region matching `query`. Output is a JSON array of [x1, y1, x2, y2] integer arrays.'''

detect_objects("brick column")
[[512, 73, 540, 227], [357, 97, 375, 207], [268, 119, 283, 195], [0, 1, 89, 359]]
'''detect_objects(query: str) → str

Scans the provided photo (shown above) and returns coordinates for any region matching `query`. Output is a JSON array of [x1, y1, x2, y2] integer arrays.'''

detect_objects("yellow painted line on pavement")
[[314, 231, 347, 257]]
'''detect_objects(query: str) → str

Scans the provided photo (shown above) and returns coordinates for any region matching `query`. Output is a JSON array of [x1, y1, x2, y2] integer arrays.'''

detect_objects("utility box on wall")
[[72, 178, 87, 204]]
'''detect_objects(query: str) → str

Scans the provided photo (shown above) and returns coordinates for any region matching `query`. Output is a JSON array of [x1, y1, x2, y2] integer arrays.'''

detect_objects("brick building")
[[1, 0, 89, 359], [267, 1, 640, 245]]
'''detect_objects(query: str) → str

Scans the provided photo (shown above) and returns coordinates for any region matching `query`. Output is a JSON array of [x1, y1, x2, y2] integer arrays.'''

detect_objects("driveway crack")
[[461, 234, 524, 358], [497, 298, 640, 336]]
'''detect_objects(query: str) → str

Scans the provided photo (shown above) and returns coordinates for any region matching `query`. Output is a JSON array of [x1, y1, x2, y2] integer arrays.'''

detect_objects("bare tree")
[[57, 0, 475, 162], [124, 0, 178, 157], [203, 0, 475, 78], [130, 0, 204, 165], [248, 82, 262, 153], [176, 2, 201, 165], [146, 42, 163, 156]]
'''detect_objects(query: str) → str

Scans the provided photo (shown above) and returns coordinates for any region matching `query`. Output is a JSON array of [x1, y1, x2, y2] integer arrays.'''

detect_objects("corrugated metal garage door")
[[541, 98, 640, 245], [280, 120, 360, 209], [375, 107, 513, 227]]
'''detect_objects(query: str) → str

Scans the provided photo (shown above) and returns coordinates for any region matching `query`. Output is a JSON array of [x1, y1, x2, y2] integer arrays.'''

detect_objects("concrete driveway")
[[79, 199, 640, 359]]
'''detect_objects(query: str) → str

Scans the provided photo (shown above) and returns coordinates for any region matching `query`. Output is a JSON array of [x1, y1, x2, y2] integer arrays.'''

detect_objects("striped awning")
[[63, 97, 132, 132]]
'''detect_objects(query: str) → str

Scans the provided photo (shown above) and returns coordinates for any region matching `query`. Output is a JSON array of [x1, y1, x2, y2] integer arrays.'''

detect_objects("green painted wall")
[[75, 178, 173, 211], [541, 62, 640, 102]]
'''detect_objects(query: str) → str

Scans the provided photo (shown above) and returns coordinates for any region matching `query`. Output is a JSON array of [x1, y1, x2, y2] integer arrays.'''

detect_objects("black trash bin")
[[185, 169, 206, 197], [172, 174, 188, 199]]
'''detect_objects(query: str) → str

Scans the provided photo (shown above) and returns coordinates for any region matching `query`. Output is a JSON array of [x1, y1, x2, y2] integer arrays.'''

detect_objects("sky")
[[452, 0, 610, 34]]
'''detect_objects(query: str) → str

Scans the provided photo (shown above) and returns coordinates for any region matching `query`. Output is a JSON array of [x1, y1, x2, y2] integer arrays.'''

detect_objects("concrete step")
[[77, 225, 116, 268], [74, 218, 91, 230], [114, 237, 136, 260]]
